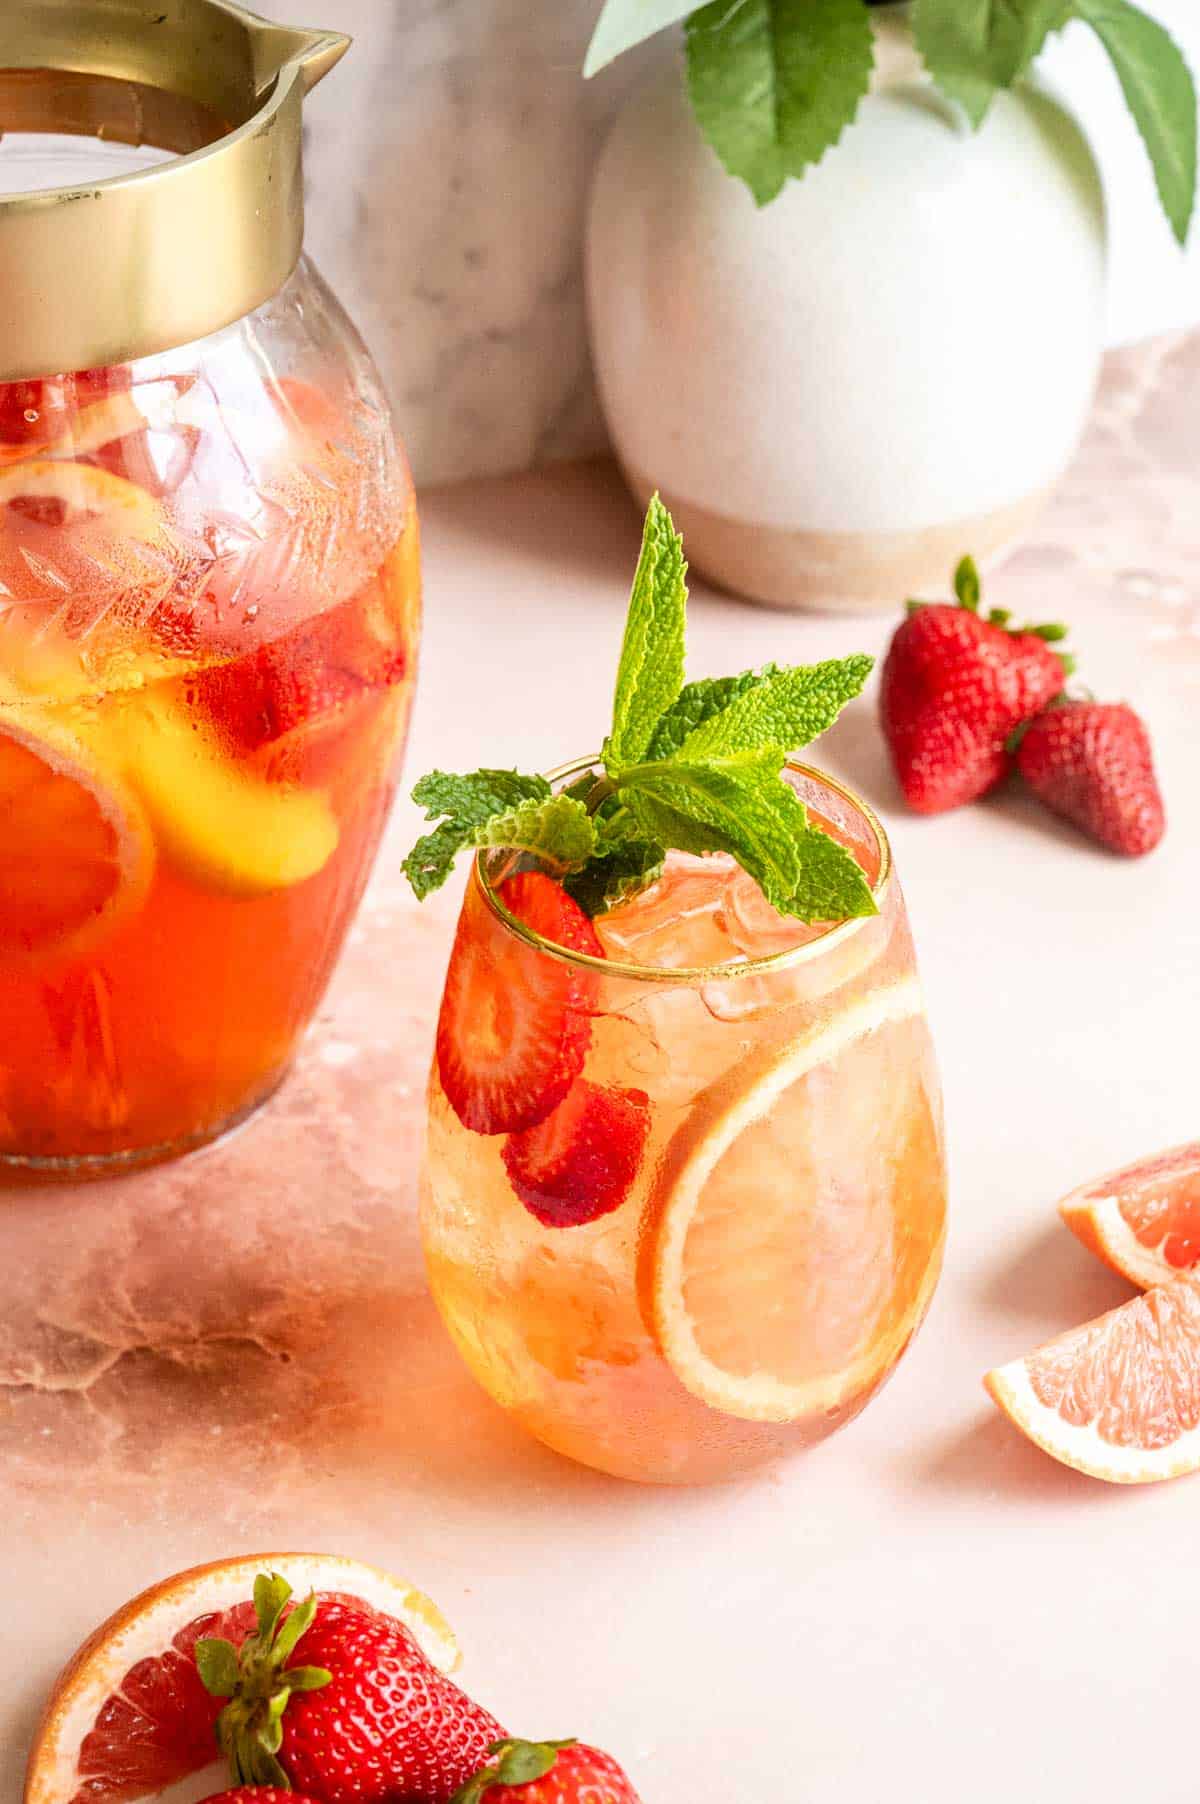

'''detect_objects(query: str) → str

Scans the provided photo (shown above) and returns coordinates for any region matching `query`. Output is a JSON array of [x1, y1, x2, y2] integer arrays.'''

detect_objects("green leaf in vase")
[[1073, 0, 1198, 246], [684, 0, 875, 205], [584, 0, 695, 76], [912, 0, 1073, 126]]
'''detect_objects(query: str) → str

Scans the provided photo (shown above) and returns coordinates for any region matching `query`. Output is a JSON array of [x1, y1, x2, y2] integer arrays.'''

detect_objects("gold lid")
[[0, 1, 349, 381]]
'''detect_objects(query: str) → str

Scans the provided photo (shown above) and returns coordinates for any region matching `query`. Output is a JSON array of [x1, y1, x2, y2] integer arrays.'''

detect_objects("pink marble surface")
[[4, 334, 1200, 1800]]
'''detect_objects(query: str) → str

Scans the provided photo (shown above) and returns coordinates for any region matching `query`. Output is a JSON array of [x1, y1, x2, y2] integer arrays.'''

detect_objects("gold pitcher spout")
[[0, 0, 355, 380], [245, 22, 352, 96]]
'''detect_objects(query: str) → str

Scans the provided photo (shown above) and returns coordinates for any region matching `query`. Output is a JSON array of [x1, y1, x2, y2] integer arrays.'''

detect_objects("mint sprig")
[[402, 496, 876, 924], [603, 494, 687, 768], [585, 0, 1197, 242]]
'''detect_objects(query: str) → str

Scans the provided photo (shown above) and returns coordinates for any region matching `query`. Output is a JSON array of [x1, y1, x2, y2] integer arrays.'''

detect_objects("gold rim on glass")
[[475, 754, 893, 987], [0, 0, 349, 380]]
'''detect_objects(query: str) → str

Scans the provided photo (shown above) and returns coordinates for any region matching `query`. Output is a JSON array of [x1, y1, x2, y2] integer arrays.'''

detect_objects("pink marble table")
[[3, 334, 1200, 1801]]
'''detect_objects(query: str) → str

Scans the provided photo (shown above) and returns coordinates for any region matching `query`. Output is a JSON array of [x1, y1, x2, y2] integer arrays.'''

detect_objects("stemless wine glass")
[[421, 761, 947, 1484], [0, 4, 419, 1175]]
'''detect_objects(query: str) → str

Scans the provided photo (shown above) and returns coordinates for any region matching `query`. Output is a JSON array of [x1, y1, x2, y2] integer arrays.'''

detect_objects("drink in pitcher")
[[0, 268, 420, 1172]]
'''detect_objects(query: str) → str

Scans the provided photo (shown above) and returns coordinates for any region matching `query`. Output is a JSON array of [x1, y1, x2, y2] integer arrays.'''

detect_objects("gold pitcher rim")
[[0, 1, 349, 379]]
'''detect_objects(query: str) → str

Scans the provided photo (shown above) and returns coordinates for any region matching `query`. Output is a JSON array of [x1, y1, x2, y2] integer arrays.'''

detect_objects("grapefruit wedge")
[[985, 1277, 1200, 1483], [0, 713, 153, 970], [1059, 1142, 1200, 1289], [24, 1554, 461, 1804]]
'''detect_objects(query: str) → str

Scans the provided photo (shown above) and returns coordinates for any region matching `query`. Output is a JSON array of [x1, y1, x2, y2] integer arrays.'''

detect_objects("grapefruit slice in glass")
[[986, 1276, 1200, 1483], [639, 977, 946, 1423], [1059, 1142, 1200, 1289], [0, 714, 153, 970], [24, 1554, 461, 1804]]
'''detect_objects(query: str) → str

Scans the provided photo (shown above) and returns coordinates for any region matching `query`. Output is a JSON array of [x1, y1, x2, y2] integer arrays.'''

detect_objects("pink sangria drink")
[[408, 500, 946, 1483], [0, 264, 419, 1174]]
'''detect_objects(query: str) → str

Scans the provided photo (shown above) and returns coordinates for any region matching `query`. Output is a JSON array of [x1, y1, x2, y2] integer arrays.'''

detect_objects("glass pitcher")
[[0, 2, 420, 1176]]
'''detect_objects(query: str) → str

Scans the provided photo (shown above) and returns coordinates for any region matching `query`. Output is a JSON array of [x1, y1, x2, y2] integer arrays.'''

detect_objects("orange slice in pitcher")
[[985, 1277, 1200, 1483], [24, 1553, 461, 1804], [0, 458, 161, 532], [1059, 1142, 1200, 1289], [640, 978, 945, 1423], [0, 714, 153, 969]]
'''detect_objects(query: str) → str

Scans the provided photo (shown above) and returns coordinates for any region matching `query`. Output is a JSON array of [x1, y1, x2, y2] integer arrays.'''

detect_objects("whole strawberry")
[[1014, 700, 1165, 856], [452, 1738, 641, 1803], [199, 1791, 322, 1804], [196, 1573, 504, 1804], [880, 557, 1072, 813]]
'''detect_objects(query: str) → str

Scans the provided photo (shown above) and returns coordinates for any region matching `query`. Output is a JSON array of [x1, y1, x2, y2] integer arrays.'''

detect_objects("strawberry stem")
[[194, 1571, 332, 1793], [953, 555, 981, 612], [451, 1739, 576, 1803]]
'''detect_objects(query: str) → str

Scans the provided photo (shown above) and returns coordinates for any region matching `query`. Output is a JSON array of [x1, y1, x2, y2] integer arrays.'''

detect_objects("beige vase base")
[[622, 463, 1052, 614]]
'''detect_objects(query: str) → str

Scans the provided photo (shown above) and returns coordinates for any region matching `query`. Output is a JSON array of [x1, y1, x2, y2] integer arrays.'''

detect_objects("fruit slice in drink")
[[1059, 1142, 1200, 1289], [985, 1277, 1200, 1482], [24, 1555, 460, 1804], [640, 977, 944, 1423]]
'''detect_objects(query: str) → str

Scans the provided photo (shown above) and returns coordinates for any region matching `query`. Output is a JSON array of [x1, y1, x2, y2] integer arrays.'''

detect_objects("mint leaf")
[[563, 811, 665, 916], [403, 768, 551, 898], [912, 0, 1072, 125], [787, 823, 877, 921], [1073, 0, 1197, 245], [472, 794, 596, 869], [604, 495, 687, 771], [645, 665, 783, 760], [685, 0, 874, 206], [584, 0, 693, 76], [675, 654, 872, 758], [622, 748, 876, 921], [624, 750, 804, 903], [411, 769, 550, 824]]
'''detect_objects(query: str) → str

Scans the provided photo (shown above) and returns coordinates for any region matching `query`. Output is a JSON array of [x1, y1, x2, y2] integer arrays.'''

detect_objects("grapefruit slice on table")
[[986, 1276, 1200, 1483], [1059, 1142, 1200, 1289], [24, 1554, 461, 1804], [0, 714, 153, 969], [639, 976, 946, 1424]]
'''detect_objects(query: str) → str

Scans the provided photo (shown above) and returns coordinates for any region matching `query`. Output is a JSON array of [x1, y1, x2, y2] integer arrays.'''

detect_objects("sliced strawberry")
[[436, 872, 603, 1136], [190, 583, 409, 752], [502, 1081, 650, 1228]]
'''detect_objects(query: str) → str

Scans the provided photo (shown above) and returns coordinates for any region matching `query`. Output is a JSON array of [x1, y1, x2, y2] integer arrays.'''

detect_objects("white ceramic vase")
[[586, 8, 1108, 611]]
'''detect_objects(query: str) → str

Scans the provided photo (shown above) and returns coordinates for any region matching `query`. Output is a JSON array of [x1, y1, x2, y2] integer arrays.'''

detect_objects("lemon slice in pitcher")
[[114, 695, 340, 896]]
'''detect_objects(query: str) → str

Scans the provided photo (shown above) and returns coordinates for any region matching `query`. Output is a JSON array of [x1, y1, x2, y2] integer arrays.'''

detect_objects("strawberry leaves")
[[452, 1739, 575, 1804], [196, 1571, 331, 1791], [402, 496, 876, 921]]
